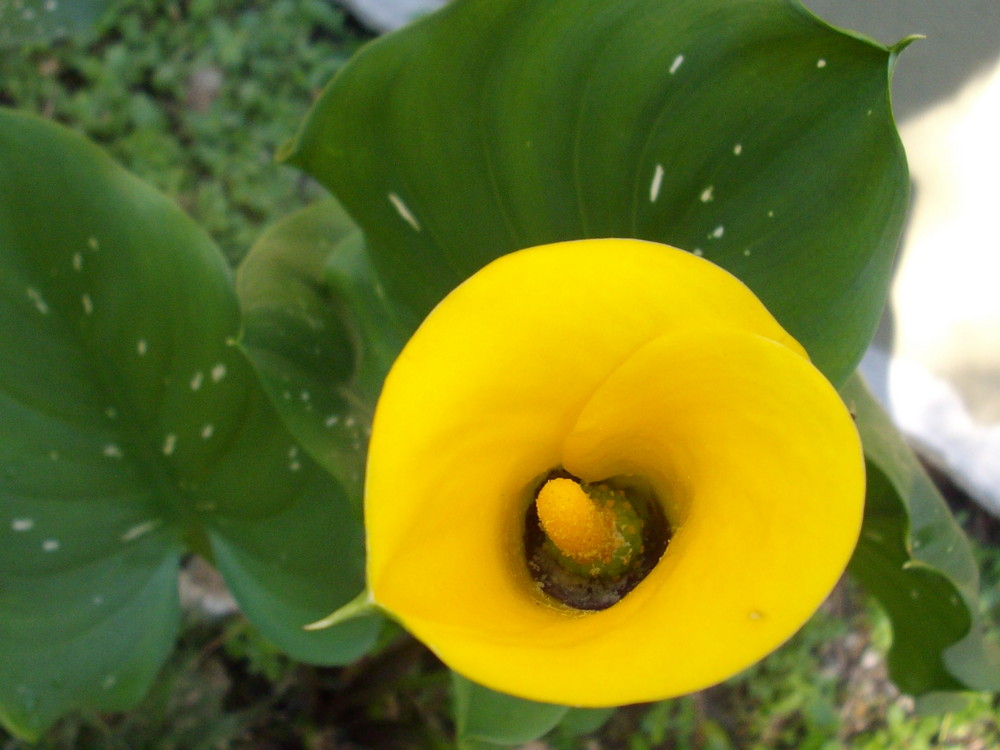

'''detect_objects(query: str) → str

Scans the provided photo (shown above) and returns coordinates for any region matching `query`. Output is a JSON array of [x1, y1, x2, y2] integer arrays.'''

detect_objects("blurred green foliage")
[[0, 0, 371, 265]]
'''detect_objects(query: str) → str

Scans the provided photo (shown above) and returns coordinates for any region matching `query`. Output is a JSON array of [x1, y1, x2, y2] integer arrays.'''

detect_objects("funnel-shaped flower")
[[364, 239, 864, 707]]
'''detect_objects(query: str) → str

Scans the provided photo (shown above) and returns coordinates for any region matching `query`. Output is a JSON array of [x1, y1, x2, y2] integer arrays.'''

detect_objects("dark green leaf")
[[452, 673, 569, 748], [558, 706, 616, 736], [285, 0, 909, 385], [0, 106, 237, 739], [0, 109, 375, 739], [843, 375, 1000, 694], [236, 198, 407, 507], [206, 457, 380, 666]]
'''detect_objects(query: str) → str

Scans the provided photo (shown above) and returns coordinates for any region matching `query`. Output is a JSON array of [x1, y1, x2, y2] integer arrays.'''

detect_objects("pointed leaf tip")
[[304, 589, 377, 631]]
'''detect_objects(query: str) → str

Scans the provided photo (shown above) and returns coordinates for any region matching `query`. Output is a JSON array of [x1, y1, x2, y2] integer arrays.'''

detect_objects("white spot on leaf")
[[388, 193, 421, 231], [121, 519, 160, 542], [669, 54, 684, 74], [137, 339, 148, 356], [12, 518, 34, 532], [693, 248, 704, 257], [325, 415, 340, 428], [162, 434, 177, 456], [817, 59, 827, 68], [709, 225, 725, 239], [103, 444, 123, 459], [42, 539, 60, 552], [88, 236, 99, 251], [699, 186, 714, 203], [190, 371, 204, 391], [81, 294, 93, 315], [733, 143, 743, 155], [201, 424, 214, 439], [649, 164, 664, 203], [72, 252, 83, 271], [211, 363, 226, 382], [26, 287, 49, 315]]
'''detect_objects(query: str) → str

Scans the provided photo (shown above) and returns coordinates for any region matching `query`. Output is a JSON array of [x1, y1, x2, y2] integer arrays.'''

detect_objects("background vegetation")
[[1, 1, 997, 747]]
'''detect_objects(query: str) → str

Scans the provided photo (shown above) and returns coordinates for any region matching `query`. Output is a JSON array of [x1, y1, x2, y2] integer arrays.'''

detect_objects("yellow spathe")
[[364, 238, 864, 707]]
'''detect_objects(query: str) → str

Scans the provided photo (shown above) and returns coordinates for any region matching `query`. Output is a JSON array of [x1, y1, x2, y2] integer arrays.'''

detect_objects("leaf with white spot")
[[0, 110, 378, 740], [236, 198, 408, 507], [285, 0, 912, 386], [843, 376, 1000, 694]]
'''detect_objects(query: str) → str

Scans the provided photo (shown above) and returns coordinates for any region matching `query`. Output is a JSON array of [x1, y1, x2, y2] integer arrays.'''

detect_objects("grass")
[[0, 0, 371, 266], [2, 1, 999, 747]]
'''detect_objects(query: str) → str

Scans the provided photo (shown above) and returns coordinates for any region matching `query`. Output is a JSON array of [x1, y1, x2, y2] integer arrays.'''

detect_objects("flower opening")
[[523, 469, 670, 611], [535, 477, 642, 573]]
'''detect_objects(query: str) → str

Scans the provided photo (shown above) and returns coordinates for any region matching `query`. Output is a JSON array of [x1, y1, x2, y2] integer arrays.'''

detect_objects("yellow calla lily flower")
[[363, 238, 864, 707]]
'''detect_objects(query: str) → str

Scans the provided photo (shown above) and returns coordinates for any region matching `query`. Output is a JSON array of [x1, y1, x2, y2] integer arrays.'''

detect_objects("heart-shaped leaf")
[[844, 376, 1000, 694], [236, 198, 407, 507], [0, 109, 377, 740], [284, 0, 910, 386]]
